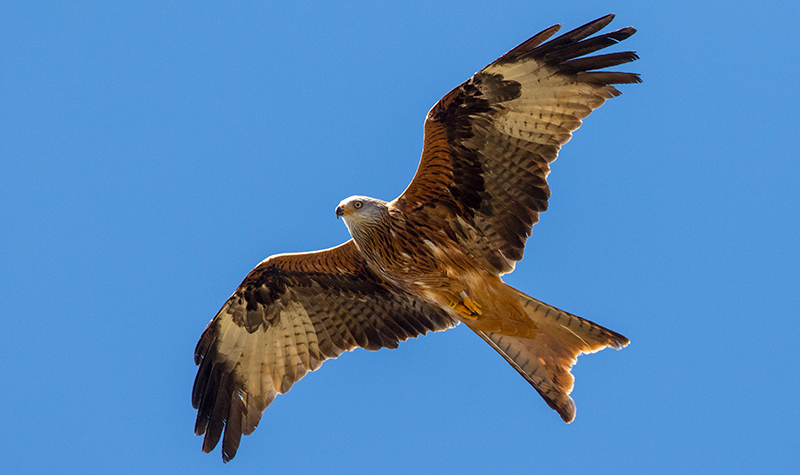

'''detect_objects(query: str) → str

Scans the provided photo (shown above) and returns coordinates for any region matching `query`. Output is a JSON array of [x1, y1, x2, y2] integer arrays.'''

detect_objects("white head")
[[335, 195, 388, 236]]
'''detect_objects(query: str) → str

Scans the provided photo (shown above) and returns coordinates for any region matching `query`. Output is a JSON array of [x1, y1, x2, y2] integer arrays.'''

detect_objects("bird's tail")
[[468, 287, 629, 422]]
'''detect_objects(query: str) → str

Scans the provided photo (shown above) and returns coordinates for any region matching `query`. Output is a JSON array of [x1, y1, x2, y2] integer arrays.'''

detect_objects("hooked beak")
[[335, 205, 345, 219]]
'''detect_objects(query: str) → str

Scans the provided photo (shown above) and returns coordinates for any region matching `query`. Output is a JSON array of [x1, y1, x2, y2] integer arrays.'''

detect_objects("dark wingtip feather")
[[561, 51, 640, 73], [495, 24, 560, 62], [201, 377, 227, 453], [532, 14, 618, 57], [577, 71, 642, 87], [221, 391, 245, 462], [615, 26, 637, 39], [573, 13, 616, 38]]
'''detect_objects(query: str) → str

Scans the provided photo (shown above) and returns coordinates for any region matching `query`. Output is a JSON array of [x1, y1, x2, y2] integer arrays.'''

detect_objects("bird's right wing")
[[192, 240, 455, 461]]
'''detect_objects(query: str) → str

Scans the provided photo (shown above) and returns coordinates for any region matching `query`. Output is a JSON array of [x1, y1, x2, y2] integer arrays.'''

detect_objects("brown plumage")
[[193, 14, 639, 462]]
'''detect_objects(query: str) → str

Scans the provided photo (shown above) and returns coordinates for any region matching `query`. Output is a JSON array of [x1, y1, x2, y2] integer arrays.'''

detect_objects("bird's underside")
[[193, 14, 639, 462]]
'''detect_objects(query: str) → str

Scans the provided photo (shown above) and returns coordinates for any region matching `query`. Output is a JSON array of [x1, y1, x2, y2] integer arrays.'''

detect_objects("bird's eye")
[[353, 201, 363, 209]]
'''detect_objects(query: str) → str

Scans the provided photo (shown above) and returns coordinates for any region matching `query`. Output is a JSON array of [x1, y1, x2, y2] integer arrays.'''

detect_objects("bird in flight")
[[193, 14, 639, 462]]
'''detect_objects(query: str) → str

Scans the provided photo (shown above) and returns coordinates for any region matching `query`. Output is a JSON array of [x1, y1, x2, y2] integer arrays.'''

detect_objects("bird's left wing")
[[393, 14, 640, 275], [192, 240, 455, 461]]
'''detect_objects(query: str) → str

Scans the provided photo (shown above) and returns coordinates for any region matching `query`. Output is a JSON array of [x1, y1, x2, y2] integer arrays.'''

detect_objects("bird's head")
[[335, 196, 388, 234]]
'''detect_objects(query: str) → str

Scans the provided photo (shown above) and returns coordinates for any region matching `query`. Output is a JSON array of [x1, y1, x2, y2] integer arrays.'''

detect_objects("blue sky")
[[2, 1, 798, 473]]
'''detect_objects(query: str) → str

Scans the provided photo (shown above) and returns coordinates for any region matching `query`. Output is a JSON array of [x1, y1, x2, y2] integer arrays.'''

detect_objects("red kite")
[[193, 14, 639, 461]]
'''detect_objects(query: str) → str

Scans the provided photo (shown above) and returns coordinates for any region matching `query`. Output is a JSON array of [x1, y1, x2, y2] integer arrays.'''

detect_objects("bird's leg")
[[460, 291, 482, 315], [448, 291, 482, 319]]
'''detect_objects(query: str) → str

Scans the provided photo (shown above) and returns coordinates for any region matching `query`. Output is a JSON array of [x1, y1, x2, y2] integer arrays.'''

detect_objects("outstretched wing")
[[192, 240, 455, 461], [393, 14, 640, 274]]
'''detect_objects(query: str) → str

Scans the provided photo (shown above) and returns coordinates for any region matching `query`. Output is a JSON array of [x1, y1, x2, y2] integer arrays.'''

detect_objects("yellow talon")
[[462, 294, 482, 316], [449, 291, 481, 319]]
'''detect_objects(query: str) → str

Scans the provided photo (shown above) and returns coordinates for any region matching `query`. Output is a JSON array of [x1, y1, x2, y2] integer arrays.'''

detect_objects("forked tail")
[[470, 288, 629, 422]]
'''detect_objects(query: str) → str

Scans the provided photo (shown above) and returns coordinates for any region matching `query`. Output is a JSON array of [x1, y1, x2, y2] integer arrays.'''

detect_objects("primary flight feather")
[[193, 14, 639, 462]]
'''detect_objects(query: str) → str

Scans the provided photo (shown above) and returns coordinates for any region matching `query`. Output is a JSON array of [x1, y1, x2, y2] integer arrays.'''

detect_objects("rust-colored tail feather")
[[471, 288, 628, 422]]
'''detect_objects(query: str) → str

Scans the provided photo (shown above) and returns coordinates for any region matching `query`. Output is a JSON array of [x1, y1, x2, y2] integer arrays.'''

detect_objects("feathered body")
[[193, 14, 639, 462], [338, 195, 628, 419], [339, 196, 532, 337]]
